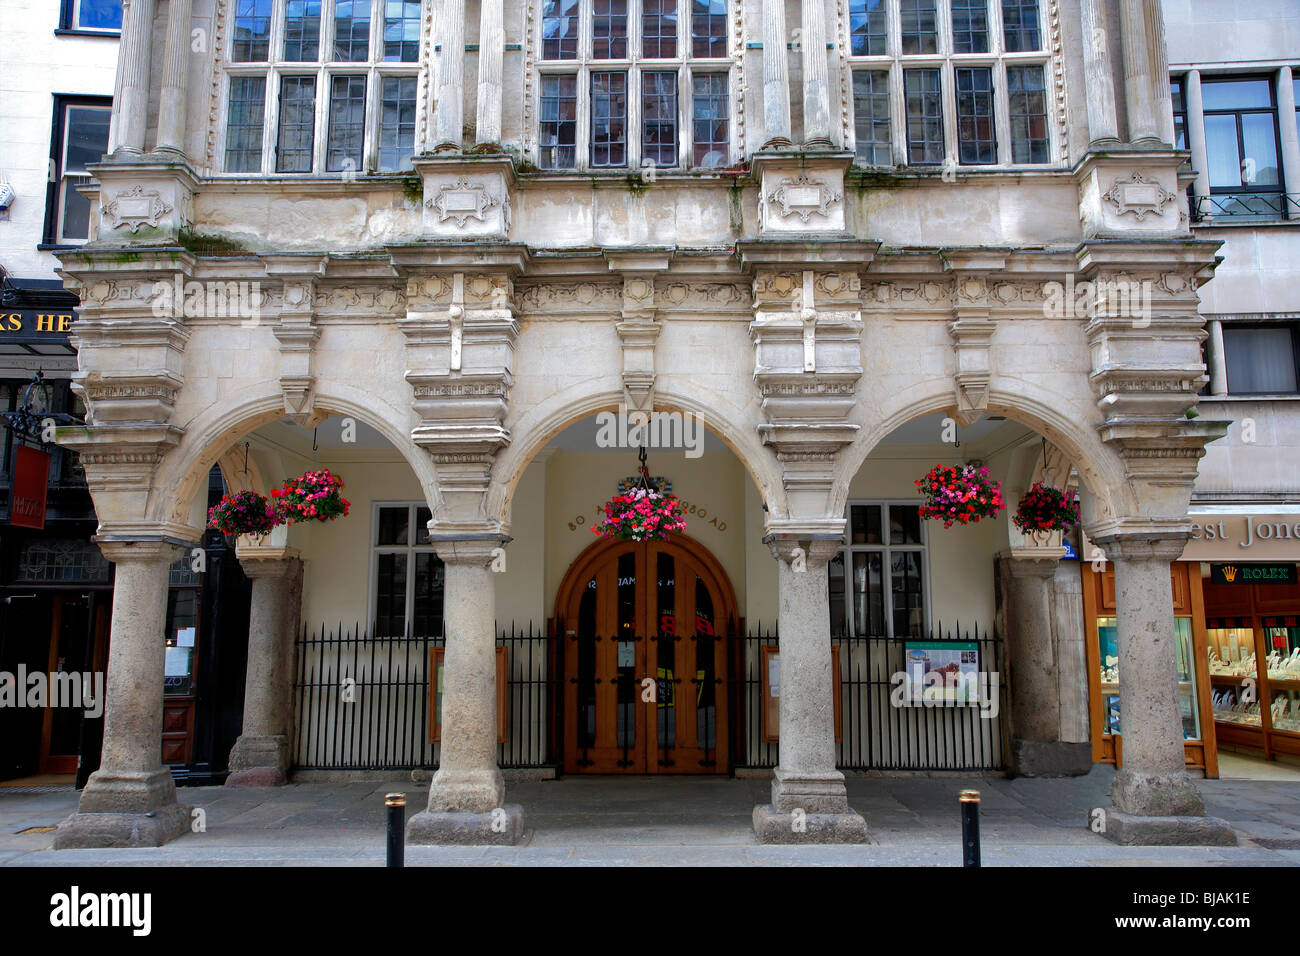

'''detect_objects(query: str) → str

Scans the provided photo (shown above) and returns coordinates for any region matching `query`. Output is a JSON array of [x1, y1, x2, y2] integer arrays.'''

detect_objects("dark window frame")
[[1222, 322, 1300, 396], [57, 0, 122, 35], [42, 94, 113, 247], [1202, 75, 1285, 200]]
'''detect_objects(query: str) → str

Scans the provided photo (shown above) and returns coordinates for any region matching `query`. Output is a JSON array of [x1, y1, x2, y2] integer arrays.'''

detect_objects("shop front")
[[1186, 510, 1300, 762]]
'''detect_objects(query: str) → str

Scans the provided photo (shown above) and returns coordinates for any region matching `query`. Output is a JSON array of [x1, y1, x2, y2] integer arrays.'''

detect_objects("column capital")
[[1087, 530, 1189, 563], [998, 551, 1064, 578], [94, 536, 187, 565], [764, 532, 842, 565], [430, 532, 511, 566], [235, 546, 302, 578]]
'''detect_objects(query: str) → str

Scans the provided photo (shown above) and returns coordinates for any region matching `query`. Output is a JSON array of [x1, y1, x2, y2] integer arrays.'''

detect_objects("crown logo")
[[1221, 565, 1238, 583]]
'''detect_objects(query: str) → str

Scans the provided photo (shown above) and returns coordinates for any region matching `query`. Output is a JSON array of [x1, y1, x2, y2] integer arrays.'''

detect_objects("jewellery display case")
[[1202, 565, 1300, 760], [1082, 561, 1217, 776]]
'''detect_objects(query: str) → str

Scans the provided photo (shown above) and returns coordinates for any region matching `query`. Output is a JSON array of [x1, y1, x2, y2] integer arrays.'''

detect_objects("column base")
[[769, 767, 851, 813], [753, 804, 870, 844], [1090, 807, 1237, 846], [226, 734, 290, 786], [1011, 740, 1093, 777], [1111, 768, 1205, 817], [425, 767, 505, 813], [405, 804, 524, 845], [75, 768, 179, 814], [53, 803, 193, 849]]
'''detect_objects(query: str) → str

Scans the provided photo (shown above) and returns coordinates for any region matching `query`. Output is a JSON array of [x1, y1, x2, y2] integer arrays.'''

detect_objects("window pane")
[[224, 76, 267, 173], [379, 76, 418, 171], [850, 504, 882, 543], [543, 0, 580, 59], [1001, 0, 1039, 51], [956, 67, 996, 164], [377, 506, 409, 545], [900, 0, 938, 55], [283, 0, 321, 61], [891, 551, 925, 638], [413, 553, 445, 637], [1008, 65, 1049, 163], [64, 107, 111, 173], [692, 0, 727, 58], [592, 0, 628, 59], [591, 71, 627, 167], [852, 70, 891, 165], [1241, 113, 1280, 187], [334, 0, 371, 61], [950, 0, 988, 54], [904, 68, 943, 164], [692, 73, 729, 166], [1224, 327, 1298, 394], [642, 0, 678, 57], [383, 0, 421, 62], [276, 76, 316, 172], [374, 552, 408, 636], [1205, 113, 1242, 188], [75, 0, 123, 30], [60, 180, 92, 241], [889, 505, 922, 545], [327, 75, 366, 172], [414, 506, 432, 544], [1202, 79, 1272, 111], [642, 72, 678, 168], [853, 551, 885, 636], [829, 553, 847, 636], [232, 0, 273, 61], [849, 0, 887, 56], [540, 74, 578, 169]]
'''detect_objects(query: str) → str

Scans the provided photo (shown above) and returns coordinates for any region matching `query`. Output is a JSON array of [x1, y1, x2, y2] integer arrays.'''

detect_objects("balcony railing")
[[1192, 191, 1300, 224]]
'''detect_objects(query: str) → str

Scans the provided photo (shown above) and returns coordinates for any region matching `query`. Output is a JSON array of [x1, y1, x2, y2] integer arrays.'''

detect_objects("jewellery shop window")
[[1081, 560, 1216, 775], [163, 553, 202, 696], [1203, 563, 1300, 759]]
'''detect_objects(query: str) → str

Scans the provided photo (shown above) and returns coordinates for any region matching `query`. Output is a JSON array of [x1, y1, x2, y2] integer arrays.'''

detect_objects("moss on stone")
[[177, 228, 250, 256]]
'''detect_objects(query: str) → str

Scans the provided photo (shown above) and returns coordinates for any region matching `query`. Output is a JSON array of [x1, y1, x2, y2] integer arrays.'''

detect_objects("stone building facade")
[[51, 0, 1241, 848]]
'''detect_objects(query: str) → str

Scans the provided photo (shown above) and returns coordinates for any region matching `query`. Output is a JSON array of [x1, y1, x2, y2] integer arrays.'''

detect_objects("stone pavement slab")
[[0, 766, 1296, 866]]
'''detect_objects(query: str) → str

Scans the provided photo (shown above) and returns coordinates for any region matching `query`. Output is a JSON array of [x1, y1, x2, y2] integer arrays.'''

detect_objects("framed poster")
[[761, 645, 842, 743], [903, 641, 980, 703], [429, 646, 508, 744]]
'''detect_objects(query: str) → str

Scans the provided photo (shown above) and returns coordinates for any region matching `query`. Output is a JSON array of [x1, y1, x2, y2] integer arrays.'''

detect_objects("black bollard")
[[386, 792, 406, 868], [959, 789, 981, 867]]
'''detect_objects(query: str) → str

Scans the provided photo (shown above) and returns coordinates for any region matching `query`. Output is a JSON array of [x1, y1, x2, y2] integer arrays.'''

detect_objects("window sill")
[[54, 28, 121, 38], [1199, 394, 1300, 402], [36, 243, 86, 252], [1192, 218, 1300, 229]]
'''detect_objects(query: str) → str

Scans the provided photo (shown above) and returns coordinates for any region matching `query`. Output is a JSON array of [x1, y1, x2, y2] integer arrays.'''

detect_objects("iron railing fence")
[[292, 622, 554, 771], [737, 624, 1008, 772], [292, 621, 1006, 773]]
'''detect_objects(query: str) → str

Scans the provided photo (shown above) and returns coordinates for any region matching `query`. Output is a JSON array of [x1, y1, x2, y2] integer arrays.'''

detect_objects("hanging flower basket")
[[207, 489, 281, 540], [915, 463, 1005, 528], [273, 468, 351, 524], [1013, 481, 1080, 536], [593, 487, 687, 542]]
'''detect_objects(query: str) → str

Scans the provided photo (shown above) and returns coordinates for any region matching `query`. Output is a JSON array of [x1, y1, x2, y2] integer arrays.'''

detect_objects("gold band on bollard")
[[959, 789, 981, 803], [386, 792, 407, 807]]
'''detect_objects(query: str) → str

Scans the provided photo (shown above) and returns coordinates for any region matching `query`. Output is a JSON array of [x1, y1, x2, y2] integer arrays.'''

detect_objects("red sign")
[[11, 445, 50, 529]]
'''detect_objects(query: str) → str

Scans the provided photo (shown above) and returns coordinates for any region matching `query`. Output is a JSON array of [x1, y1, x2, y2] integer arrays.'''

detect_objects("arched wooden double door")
[[557, 535, 736, 774]]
